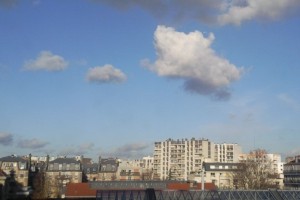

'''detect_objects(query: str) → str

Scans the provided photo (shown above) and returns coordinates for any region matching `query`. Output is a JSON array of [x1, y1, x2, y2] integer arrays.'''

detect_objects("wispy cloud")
[[91, 0, 223, 24], [105, 143, 151, 159], [23, 51, 68, 71], [0, 0, 19, 8], [86, 64, 127, 84], [90, 0, 300, 25], [18, 138, 49, 149], [278, 93, 300, 111], [143, 25, 243, 100], [59, 142, 95, 156], [0, 132, 13, 146]]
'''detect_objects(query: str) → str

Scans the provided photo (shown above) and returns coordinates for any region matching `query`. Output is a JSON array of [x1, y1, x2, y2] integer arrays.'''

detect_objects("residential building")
[[153, 138, 214, 181], [46, 157, 82, 198], [0, 155, 29, 187], [0, 155, 32, 199], [83, 163, 99, 181], [214, 143, 242, 163], [202, 162, 240, 189], [117, 160, 142, 181], [98, 157, 118, 181], [284, 155, 300, 189]]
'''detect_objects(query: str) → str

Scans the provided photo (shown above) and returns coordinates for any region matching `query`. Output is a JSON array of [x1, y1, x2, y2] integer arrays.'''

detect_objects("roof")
[[83, 163, 99, 174], [203, 162, 241, 171], [49, 157, 80, 164], [65, 183, 96, 198], [0, 155, 27, 163], [99, 158, 118, 172]]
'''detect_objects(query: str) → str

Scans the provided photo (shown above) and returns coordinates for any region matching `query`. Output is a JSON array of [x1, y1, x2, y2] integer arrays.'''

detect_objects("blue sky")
[[0, 0, 300, 160]]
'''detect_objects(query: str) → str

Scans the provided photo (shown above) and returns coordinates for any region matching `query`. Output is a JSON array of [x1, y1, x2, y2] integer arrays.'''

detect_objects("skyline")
[[0, 0, 300, 160]]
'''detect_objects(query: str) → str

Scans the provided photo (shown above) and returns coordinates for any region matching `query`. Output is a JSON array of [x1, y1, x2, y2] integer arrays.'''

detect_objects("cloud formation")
[[23, 51, 68, 71], [86, 64, 127, 84], [59, 143, 95, 156], [0, 0, 18, 8], [218, 0, 300, 25], [93, 0, 223, 23], [91, 0, 300, 25], [0, 132, 13, 146], [143, 25, 243, 100], [109, 143, 150, 159], [18, 138, 49, 149]]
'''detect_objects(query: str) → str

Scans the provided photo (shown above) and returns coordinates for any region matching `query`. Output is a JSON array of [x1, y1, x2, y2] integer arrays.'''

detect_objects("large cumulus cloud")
[[143, 25, 243, 100]]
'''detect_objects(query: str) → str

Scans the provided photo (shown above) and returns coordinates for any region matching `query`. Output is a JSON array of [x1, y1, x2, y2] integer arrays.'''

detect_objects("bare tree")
[[232, 149, 277, 189], [31, 172, 49, 199]]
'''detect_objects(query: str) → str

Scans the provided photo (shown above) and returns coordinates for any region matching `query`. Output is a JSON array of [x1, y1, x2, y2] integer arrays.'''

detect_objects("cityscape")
[[1, 137, 300, 199], [1, 0, 300, 199]]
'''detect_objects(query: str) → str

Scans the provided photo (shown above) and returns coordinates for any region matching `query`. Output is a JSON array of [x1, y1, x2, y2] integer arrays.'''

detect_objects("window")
[[211, 173, 215, 177]]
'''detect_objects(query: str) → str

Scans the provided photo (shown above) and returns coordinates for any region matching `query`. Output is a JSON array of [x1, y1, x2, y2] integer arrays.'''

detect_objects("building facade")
[[153, 138, 214, 181], [202, 162, 240, 189], [284, 155, 300, 189], [46, 157, 82, 198], [214, 143, 242, 163]]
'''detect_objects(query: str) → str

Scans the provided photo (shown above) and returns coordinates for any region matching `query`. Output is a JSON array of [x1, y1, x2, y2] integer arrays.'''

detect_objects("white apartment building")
[[214, 143, 242, 163], [153, 138, 214, 181]]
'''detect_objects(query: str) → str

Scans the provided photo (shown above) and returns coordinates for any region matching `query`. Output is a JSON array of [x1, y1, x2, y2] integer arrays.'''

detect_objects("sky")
[[0, 0, 300, 161]]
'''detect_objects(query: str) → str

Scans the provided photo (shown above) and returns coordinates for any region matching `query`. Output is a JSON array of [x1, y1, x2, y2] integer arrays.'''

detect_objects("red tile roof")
[[65, 183, 96, 198]]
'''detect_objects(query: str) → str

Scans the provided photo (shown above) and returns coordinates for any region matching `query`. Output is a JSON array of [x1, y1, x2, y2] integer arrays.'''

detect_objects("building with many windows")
[[214, 143, 242, 163], [153, 138, 214, 181], [46, 157, 82, 198], [284, 155, 300, 189]]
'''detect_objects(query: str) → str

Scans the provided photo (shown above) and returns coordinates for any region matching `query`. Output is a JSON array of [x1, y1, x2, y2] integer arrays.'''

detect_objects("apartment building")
[[284, 155, 300, 189], [46, 157, 82, 198], [153, 138, 214, 181], [214, 143, 242, 163], [0, 155, 29, 187]]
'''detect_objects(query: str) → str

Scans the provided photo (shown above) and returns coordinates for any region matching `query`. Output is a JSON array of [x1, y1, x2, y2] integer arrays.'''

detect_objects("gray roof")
[[0, 155, 27, 163], [83, 163, 99, 174], [49, 157, 80, 164], [99, 158, 118, 172]]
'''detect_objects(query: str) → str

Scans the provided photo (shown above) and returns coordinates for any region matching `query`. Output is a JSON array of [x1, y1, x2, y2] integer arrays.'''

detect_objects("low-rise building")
[[202, 162, 240, 189]]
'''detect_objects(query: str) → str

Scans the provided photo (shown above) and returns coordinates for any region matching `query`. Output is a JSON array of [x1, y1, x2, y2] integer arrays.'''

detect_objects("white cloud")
[[0, 132, 13, 146], [218, 0, 300, 25], [23, 51, 68, 71], [143, 25, 243, 100], [18, 138, 49, 149], [86, 64, 127, 84]]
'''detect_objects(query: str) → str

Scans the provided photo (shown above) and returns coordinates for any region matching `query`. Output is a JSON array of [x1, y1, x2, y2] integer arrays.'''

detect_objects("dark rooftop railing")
[[96, 189, 300, 200]]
